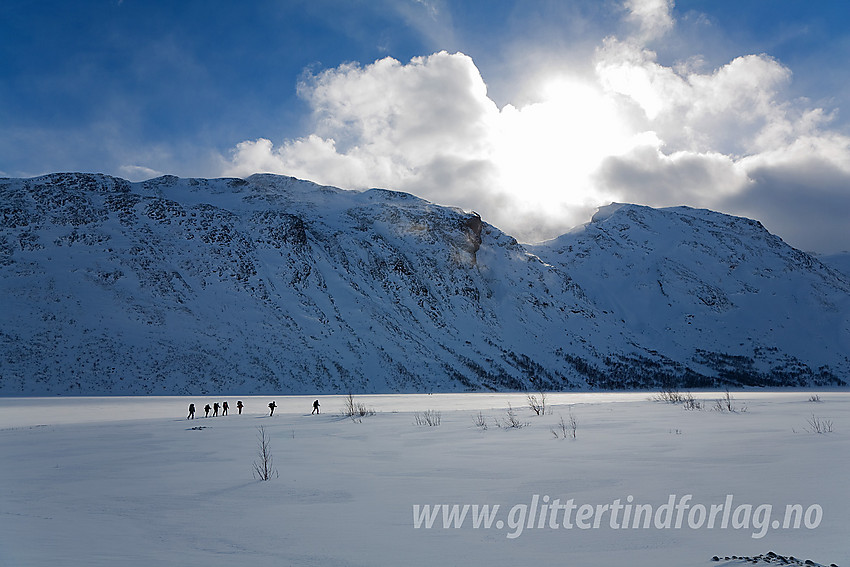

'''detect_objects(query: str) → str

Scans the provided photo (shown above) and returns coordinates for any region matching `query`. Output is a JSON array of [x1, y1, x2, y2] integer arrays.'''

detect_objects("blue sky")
[[2, 1, 849, 252]]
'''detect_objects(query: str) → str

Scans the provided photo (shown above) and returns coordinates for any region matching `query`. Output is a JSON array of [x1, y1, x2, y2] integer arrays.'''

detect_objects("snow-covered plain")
[[1, 392, 847, 567]]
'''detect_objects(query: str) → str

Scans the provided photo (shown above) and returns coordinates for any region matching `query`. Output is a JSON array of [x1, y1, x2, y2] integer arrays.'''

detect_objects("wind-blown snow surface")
[[1, 173, 848, 394], [0, 393, 847, 567]]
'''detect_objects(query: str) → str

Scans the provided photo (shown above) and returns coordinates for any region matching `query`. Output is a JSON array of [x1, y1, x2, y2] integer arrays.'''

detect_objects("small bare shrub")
[[805, 414, 834, 434], [652, 389, 686, 403], [527, 391, 547, 416], [342, 393, 375, 418], [342, 393, 357, 417], [682, 392, 703, 411], [252, 426, 279, 481], [414, 410, 441, 426], [473, 411, 488, 430], [342, 393, 356, 416], [713, 390, 737, 413], [500, 403, 527, 429], [653, 389, 704, 410], [552, 410, 577, 439]]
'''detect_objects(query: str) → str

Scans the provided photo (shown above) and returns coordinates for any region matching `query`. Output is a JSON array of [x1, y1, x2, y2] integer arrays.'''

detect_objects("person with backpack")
[[237, 400, 243, 415], [204, 404, 211, 417], [187, 403, 195, 420], [312, 399, 320, 414], [213, 402, 219, 417], [222, 401, 229, 416], [268, 401, 277, 416]]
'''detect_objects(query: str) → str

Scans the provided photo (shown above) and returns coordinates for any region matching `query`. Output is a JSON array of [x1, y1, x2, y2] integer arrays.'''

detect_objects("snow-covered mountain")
[[531, 203, 850, 388], [1, 173, 847, 394]]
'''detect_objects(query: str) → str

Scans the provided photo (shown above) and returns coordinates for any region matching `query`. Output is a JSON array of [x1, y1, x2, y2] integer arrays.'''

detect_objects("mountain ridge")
[[1, 172, 847, 394]]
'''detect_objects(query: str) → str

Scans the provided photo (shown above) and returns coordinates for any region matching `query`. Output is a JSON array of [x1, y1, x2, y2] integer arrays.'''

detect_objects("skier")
[[268, 401, 277, 416], [187, 403, 195, 420], [204, 404, 211, 417], [222, 401, 229, 416], [213, 402, 219, 417], [312, 399, 320, 414], [237, 400, 243, 415]]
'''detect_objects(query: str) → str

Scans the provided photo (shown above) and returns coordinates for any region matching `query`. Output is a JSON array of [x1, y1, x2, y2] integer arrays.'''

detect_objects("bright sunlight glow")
[[494, 77, 641, 213]]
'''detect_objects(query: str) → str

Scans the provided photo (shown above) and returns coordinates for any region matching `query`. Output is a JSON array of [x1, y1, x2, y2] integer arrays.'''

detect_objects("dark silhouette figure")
[[187, 403, 195, 419], [213, 402, 220, 417], [237, 400, 243, 415], [312, 399, 320, 414], [204, 404, 211, 417], [268, 401, 277, 416], [222, 401, 229, 416]]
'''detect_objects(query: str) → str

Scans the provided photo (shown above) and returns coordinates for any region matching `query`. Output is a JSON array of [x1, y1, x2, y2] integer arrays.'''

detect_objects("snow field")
[[1, 392, 847, 567]]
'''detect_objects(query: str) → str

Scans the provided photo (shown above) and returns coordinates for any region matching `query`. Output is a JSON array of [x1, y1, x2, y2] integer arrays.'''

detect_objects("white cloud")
[[592, 21, 850, 252], [119, 164, 164, 181], [595, 146, 750, 207], [223, 52, 499, 189], [624, 0, 674, 42], [727, 135, 850, 253], [302, 52, 498, 166], [221, 1, 850, 252], [221, 51, 644, 240], [595, 38, 802, 155]]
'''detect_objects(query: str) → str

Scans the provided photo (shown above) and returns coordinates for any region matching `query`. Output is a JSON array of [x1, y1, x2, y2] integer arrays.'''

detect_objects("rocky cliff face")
[[1, 173, 847, 394]]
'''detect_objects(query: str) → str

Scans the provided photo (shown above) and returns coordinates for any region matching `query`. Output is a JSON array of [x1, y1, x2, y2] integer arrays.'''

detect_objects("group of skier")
[[187, 400, 243, 419], [186, 399, 320, 418]]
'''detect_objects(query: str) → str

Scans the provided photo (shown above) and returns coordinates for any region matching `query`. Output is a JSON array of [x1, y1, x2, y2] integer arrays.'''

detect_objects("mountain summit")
[[1, 173, 847, 394]]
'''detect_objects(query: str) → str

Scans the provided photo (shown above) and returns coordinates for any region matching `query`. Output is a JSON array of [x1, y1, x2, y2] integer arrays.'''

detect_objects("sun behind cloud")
[[221, 1, 850, 251], [493, 77, 642, 213], [221, 51, 642, 241]]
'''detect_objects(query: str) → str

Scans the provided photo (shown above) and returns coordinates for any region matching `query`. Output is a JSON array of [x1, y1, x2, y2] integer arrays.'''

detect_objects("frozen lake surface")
[[1, 392, 847, 566]]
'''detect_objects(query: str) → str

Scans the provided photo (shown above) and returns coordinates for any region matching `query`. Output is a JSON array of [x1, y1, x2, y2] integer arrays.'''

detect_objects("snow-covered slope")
[[532, 203, 850, 387], [1, 174, 847, 394], [819, 252, 850, 279]]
